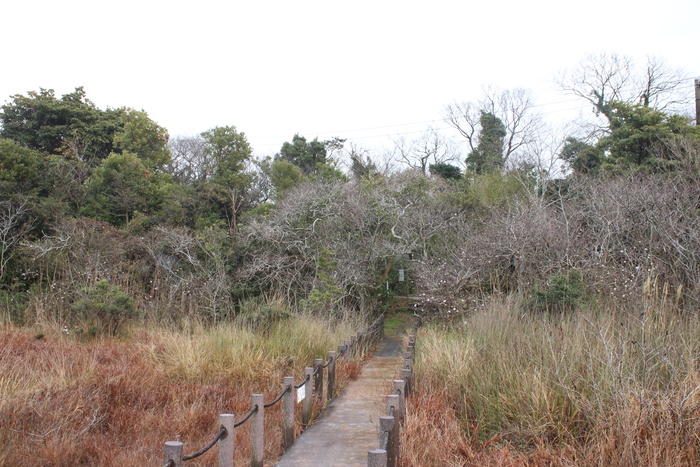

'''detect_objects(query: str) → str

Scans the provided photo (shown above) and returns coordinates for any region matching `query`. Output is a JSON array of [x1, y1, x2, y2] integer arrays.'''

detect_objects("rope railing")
[[162, 315, 387, 467], [294, 373, 310, 390], [368, 315, 422, 467], [233, 405, 258, 428], [182, 426, 227, 461], [263, 386, 289, 409]]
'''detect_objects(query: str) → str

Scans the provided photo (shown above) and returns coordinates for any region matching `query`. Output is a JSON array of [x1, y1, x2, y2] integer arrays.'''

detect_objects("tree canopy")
[[0, 87, 122, 164], [278, 134, 328, 176], [560, 101, 700, 173], [0, 87, 169, 168]]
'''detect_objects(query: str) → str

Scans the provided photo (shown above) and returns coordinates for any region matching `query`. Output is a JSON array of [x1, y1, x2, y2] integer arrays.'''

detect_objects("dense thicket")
[[2, 68, 700, 332]]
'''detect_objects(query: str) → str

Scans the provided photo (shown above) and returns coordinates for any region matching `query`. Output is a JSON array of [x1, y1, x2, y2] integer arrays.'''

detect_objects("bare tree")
[[638, 56, 691, 114], [556, 53, 692, 125], [393, 127, 459, 174], [445, 87, 542, 168], [165, 135, 211, 184], [0, 200, 33, 282]]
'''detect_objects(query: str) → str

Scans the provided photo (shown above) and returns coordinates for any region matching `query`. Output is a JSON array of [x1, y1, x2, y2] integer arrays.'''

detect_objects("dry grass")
[[0, 313, 359, 466], [401, 295, 700, 466]]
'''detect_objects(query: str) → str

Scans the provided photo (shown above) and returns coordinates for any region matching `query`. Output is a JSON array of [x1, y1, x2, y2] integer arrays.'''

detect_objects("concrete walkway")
[[274, 335, 405, 467]]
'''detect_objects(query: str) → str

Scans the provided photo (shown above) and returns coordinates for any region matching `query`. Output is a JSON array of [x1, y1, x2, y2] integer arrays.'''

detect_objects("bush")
[[71, 280, 138, 336], [528, 269, 584, 314]]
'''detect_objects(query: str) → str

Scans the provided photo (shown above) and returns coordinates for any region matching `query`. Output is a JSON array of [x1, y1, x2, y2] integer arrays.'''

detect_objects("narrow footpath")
[[274, 334, 405, 467]]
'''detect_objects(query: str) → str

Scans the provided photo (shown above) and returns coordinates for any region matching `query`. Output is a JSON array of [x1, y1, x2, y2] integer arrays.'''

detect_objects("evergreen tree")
[[278, 134, 327, 176], [465, 112, 506, 174]]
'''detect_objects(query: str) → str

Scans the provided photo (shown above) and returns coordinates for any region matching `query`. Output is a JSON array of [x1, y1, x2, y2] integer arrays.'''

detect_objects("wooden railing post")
[[393, 380, 405, 422], [251, 394, 264, 467], [283, 376, 295, 451], [219, 414, 234, 467], [386, 394, 400, 467], [327, 350, 336, 401], [343, 340, 351, 360], [164, 441, 183, 467], [314, 358, 324, 401], [302, 366, 314, 426], [402, 368, 412, 397], [368, 448, 388, 467], [379, 415, 396, 467]]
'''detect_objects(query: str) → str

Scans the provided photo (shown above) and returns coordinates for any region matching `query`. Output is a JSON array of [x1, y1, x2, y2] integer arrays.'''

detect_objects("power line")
[[250, 76, 698, 150]]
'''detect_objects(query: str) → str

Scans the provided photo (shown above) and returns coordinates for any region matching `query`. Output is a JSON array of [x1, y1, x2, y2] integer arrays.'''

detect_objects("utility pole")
[[695, 78, 700, 126]]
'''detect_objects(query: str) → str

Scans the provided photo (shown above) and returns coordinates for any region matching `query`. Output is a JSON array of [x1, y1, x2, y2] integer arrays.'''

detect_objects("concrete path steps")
[[274, 335, 405, 467]]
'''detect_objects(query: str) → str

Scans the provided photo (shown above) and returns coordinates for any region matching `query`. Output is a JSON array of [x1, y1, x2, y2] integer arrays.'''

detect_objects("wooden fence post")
[[386, 394, 400, 467], [368, 448, 388, 467], [251, 394, 264, 467], [302, 366, 314, 426], [219, 413, 234, 467], [402, 368, 412, 397], [327, 350, 336, 401], [164, 441, 183, 467], [283, 376, 295, 451], [314, 358, 324, 401], [344, 340, 351, 360], [379, 415, 396, 467], [393, 380, 405, 422]]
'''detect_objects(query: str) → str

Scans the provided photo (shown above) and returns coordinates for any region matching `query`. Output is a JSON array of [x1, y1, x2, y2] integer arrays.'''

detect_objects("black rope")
[[264, 385, 290, 408], [233, 405, 258, 428], [182, 426, 227, 461], [313, 364, 322, 376], [294, 373, 310, 389], [164, 460, 175, 467], [321, 356, 334, 368]]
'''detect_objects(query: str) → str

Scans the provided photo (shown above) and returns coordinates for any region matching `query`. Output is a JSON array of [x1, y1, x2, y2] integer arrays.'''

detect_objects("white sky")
[[2, 0, 698, 158]]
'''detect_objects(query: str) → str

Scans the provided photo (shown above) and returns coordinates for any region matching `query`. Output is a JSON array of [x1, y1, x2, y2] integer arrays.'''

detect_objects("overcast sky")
[[2, 0, 698, 158]]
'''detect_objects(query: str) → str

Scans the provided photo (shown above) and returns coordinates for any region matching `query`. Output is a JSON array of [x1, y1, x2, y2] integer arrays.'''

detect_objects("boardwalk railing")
[[162, 315, 385, 467], [368, 316, 421, 467]]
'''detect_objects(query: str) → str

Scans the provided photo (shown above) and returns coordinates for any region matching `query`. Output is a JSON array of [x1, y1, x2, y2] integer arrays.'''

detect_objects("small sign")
[[398, 269, 405, 282], [296, 385, 305, 403]]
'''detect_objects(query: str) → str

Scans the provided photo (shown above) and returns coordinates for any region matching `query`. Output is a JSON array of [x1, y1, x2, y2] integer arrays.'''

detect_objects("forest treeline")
[[2, 53, 700, 334]]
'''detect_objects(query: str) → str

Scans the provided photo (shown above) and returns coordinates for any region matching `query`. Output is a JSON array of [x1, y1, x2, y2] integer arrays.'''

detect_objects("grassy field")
[[401, 295, 700, 466], [0, 312, 362, 466]]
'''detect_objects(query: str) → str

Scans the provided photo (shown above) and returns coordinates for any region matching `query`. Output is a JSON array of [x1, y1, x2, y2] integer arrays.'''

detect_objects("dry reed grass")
[[401, 293, 700, 466], [0, 313, 358, 466]]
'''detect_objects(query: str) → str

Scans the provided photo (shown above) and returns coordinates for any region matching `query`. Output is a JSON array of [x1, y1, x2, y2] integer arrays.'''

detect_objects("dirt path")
[[274, 334, 405, 466]]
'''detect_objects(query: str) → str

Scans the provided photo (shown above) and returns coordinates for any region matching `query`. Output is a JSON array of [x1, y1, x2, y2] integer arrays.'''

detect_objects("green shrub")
[[528, 269, 584, 314], [71, 280, 138, 336]]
